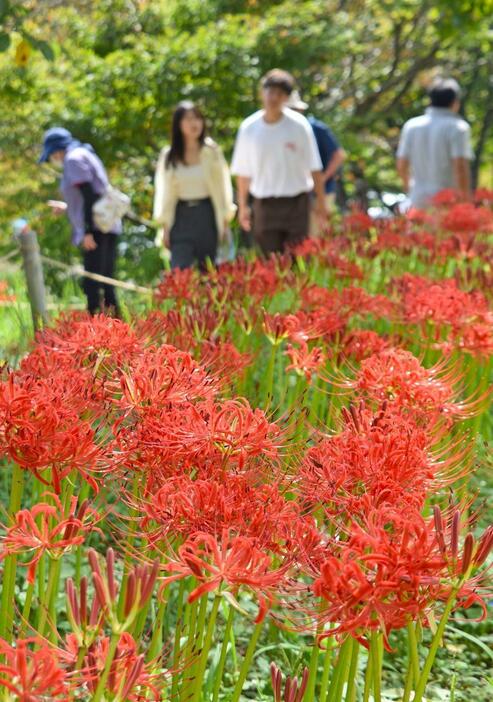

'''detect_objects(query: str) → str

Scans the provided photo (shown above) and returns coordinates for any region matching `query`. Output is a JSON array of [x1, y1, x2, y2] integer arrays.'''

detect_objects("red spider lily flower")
[[311, 513, 448, 646], [263, 312, 304, 345], [440, 203, 493, 234], [271, 662, 309, 702], [88, 548, 158, 631], [339, 286, 396, 320], [431, 189, 461, 207], [36, 312, 142, 368], [291, 236, 328, 258], [161, 531, 292, 622], [341, 329, 389, 362], [300, 284, 339, 310], [311, 506, 492, 648], [405, 207, 434, 225], [327, 253, 364, 281], [114, 345, 216, 414], [117, 397, 282, 483], [343, 348, 485, 423], [0, 637, 70, 701], [155, 267, 200, 303], [474, 187, 493, 205], [0, 494, 99, 583], [17, 349, 107, 416], [199, 339, 252, 384], [140, 473, 301, 549], [224, 256, 292, 303], [299, 404, 436, 521], [81, 632, 163, 701], [175, 398, 282, 470], [392, 274, 489, 328], [449, 321, 493, 357], [285, 343, 326, 381], [342, 210, 373, 234], [0, 373, 106, 493]]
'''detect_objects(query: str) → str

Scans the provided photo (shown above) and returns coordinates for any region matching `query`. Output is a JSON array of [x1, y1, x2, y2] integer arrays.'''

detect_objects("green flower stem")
[[305, 637, 321, 702], [171, 580, 186, 700], [306, 607, 327, 702], [212, 604, 235, 702], [370, 631, 382, 702], [18, 580, 35, 638], [37, 556, 61, 640], [265, 342, 278, 406], [318, 639, 334, 702], [147, 596, 167, 662], [91, 631, 120, 702], [413, 588, 459, 702], [0, 462, 25, 641], [230, 620, 263, 702], [195, 592, 209, 654], [344, 639, 360, 702], [35, 553, 46, 630], [180, 598, 199, 702], [75, 644, 88, 672], [326, 636, 352, 702], [406, 620, 420, 685], [402, 664, 414, 702], [184, 595, 209, 702], [362, 646, 372, 702], [191, 595, 221, 702]]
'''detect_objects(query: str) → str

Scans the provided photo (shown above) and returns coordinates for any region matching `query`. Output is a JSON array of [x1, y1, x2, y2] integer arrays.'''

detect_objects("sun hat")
[[38, 127, 73, 163]]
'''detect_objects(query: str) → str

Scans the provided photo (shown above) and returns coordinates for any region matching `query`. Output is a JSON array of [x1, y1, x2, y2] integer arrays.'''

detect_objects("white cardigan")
[[153, 137, 236, 243]]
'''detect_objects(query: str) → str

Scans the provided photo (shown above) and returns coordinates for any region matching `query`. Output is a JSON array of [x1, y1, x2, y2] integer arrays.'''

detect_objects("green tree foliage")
[[1, 0, 492, 283]]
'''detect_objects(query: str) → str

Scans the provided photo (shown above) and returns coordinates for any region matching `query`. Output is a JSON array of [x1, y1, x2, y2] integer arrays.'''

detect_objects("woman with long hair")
[[153, 101, 236, 269]]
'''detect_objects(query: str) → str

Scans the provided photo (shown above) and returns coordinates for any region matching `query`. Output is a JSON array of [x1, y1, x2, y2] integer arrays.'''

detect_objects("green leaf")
[[36, 40, 55, 61], [0, 32, 9, 51], [20, 30, 55, 61], [447, 625, 493, 661]]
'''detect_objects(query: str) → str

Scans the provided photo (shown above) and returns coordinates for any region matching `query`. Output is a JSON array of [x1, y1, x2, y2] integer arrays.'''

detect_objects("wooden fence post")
[[18, 226, 48, 331]]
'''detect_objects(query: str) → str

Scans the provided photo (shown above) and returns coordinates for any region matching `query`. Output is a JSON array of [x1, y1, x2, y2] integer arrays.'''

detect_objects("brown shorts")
[[252, 192, 310, 255]]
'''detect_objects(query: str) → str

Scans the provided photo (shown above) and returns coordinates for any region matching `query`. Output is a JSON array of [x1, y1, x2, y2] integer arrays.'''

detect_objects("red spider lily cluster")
[[0, 190, 492, 702]]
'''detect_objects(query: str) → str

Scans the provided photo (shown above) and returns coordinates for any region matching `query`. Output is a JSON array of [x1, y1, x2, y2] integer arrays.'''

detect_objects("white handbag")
[[93, 185, 131, 233]]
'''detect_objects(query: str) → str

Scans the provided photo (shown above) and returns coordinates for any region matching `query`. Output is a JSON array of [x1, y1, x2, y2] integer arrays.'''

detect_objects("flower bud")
[[460, 533, 474, 575]]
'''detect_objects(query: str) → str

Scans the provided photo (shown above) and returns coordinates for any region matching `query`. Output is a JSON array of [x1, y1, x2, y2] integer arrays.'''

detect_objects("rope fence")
[[1, 245, 153, 295]]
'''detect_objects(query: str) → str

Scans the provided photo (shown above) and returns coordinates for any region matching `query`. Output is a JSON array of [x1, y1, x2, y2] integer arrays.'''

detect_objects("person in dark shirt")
[[286, 91, 345, 234]]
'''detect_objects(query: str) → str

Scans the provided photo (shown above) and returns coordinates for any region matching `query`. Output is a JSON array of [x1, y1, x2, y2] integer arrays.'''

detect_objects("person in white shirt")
[[231, 69, 327, 254], [153, 101, 236, 269], [397, 78, 473, 208]]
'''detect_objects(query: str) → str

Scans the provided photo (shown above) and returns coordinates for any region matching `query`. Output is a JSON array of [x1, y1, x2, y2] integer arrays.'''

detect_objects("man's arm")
[[312, 171, 328, 229], [324, 147, 345, 182], [452, 157, 472, 201], [237, 176, 252, 231], [396, 157, 410, 192]]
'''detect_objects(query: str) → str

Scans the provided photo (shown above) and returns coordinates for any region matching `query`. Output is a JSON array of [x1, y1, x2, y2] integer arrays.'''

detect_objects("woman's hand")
[[47, 200, 67, 215], [220, 222, 230, 244], [82, 233, 97, 251], [238, 205, 251, 232], [162, 227, 170, 248]]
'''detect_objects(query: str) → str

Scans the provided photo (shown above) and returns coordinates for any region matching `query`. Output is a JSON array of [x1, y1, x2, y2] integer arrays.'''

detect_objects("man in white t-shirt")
[[231, 69, 327, 254], [397, 78, 473, 208]]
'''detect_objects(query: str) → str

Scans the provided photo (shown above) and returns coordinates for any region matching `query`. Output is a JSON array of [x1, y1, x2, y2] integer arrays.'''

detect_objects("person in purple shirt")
[[39, 127, 122, 315]]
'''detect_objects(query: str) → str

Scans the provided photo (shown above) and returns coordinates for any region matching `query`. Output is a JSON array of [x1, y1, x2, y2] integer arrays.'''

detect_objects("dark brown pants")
[[252, 192, 310, 255]]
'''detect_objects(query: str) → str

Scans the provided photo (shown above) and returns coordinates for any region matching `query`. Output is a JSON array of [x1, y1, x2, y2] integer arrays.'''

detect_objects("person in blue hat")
[[39, 127, 122, 315]]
